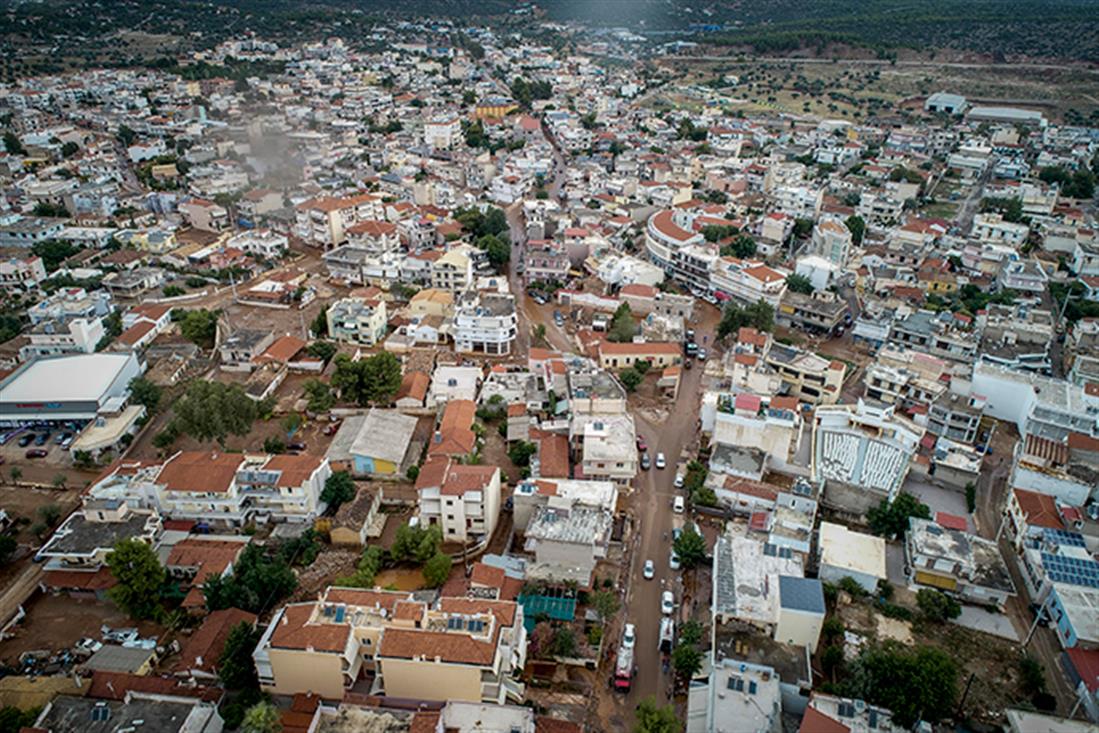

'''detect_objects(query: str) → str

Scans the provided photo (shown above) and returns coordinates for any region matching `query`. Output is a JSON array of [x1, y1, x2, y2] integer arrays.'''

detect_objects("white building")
[[817, 521, 887, 593], [971, 212, 1029, 246], [687, 658, 782, 733], [453, 293, 518, 356], [417, 460, 502, 544]]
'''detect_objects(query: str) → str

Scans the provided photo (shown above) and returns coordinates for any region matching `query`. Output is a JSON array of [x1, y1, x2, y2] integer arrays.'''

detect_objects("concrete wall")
[[774, 608, 823, 653], [265, 647, 345, 698], [379, 657, 482, 702]]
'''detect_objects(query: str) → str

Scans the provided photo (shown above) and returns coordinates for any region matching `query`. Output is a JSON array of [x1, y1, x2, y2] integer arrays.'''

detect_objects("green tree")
[[338, 545, 385, 587], [306, 340, 337, 364], [116, 124, 136, 146], [31, 240, 79, 271], [845, 214, 866, 246], [916, 588, 961, 622], [793, 217, 814, 238], [718, 299, 774, 338], [60, 140, 80, 158], [0, 535, 18, 566], [508, 441, 537, 467], [867, 492, 931, 539], [331, 352, 401, 406], [720, 234, 757, 259], [218, 621, 260, 690], [619, 368, 642, 392], [204, 544, 297, 615], [106, 539, 165, 620], [422, 551, 452, 588], [390, 523, 443, 564], [240, 700, 281, 733], [172, 380, 260, 446], [551, 626, 578, 658], [679, 619, 703, 646], [965, 482, 976, 513], [842, 642, 957, 728], [0, 705, 38, 732], [128, 376, 162, 411], [310, 306, 328, 337], [672, 643, 703, 680], [177, 309, 219, 348], [303, 379, 335, 413], [320, 471, 356, 511], [477, 234, 510, 270], [786, 273, 814, 294], [701, 224, 738, 243], [2, 131, 25, 155], [591, 589, 620, 623], [634, 696, 679, 733], [8, 467, 20, 484], [608, 302, 636, 343], [673, 526, 707, 568]]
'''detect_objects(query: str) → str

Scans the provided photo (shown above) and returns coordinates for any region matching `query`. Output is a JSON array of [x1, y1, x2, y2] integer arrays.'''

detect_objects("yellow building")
[[254, 587, 526, 703], [409, 288, 455, 319]]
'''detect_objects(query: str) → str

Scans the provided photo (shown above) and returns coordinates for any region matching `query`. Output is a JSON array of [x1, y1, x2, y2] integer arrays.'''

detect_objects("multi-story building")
[[224, 229, 288, 260], [971, 212, 1029, 246], [927, 391, 985, 444], [524, 240, 570, 284], [27, 287, 113, 325], [178, 198, 230, 232], [424, 115, 462, 149], [645, 209, 704, 273], [708, 392, 802, 470], [811, 219, 853, 268], [812, 400, 923, 513], [571, 413, 638, 484], [905, 516, 1016, 608], [709, 257, 787, 307], [20, 316, 104, 360], [254, 587, 526, 703], [776, 290, 848, 335], [346, 220, 400, 255], [453, 292, 518, 356], [0, 255, 47, 291], [523, 503, 613, 586], [417, 458, 502, 544], [86, 451, 332, 526], [294, 194, 384, 249], [432, 247, 474, 292], [327, 296, 388, 346], [764, 342, 845, 406]]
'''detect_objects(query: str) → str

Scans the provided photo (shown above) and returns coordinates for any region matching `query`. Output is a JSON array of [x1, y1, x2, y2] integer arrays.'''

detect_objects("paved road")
[[661, 55, 1099, 74], [619, 329, 710, 717]]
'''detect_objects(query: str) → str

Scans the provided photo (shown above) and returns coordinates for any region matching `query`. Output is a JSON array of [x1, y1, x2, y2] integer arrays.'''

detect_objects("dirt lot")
[[0, 593, 163, 665], [0, 485, 82, 545]]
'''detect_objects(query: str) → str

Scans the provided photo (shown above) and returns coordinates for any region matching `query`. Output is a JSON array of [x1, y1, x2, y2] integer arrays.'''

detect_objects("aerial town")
[[0, 5, 1097, 733]]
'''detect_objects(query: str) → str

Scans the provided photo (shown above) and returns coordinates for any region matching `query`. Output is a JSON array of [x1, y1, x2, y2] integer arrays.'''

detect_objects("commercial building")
[[0, 352, 143, 425]]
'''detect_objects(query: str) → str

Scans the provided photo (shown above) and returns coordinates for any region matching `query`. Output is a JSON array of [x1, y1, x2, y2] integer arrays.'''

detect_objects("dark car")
[[640, 452, 651, 470], [323, 422, 342, 436], [25, 449, 48, 458], [287, 442, 307, 452], [18, 434, 34, 448], [34, 432, 50, 446]]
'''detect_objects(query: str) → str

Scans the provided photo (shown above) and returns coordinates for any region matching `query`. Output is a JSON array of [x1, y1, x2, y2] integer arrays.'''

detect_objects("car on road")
[[661, 590, 675, 615], [636, 436, 647, 453], [669, 551, 681, 570], [287, 442, 307, 452], [25, 449, 48, 459], [623, 623, 636, 649], [640, 453, 651, 470], [655, 452, 666, 469], [672, 527, 682, 543], [673, 496, 685, 513], [683, 359, 692, 369], [697, 348, 707, 360], [643, 560, 655, 580], [531, 293, 548, 306], [674, 473, 684, 489]]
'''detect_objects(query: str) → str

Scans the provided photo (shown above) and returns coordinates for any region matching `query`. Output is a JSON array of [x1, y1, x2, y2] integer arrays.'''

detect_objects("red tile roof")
[[799, 705, 851, 733], [1013, 489, 1064, 530], [175, 608, 257, 674]]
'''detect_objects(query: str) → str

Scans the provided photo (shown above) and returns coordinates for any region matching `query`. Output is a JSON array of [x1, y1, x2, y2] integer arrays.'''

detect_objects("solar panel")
[[1042, 552, 1099, 589], [1044, 529, 1086, 548]]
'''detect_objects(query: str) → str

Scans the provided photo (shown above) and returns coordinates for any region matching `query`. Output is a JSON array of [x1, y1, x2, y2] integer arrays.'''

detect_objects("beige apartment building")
[[254, 587, 526, 703]]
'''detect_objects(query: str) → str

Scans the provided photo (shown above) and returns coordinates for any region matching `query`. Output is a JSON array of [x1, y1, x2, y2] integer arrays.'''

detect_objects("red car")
[[25, 449, 48, 458], [636, 436, 647, 453]]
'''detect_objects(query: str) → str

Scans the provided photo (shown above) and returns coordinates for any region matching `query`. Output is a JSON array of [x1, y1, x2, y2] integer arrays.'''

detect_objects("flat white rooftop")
[[0, 353, 136, 405]]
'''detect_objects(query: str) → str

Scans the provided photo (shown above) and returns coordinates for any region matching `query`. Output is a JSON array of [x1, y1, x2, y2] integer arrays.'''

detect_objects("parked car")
[[672, 527, 682, 543], [640, 453, 651, 471], [25, 449, 48, 459], [18, 434, 34, 448], [661, 591, 675, 615], [643, 560, 655, 580], [34, 432, 50, 446], [287, 442, 307, 451], [623, 623, 636, 649], [59, 434, 73, 449], [669, 551, 681, 570], [636, 436, 648, 452], [697, 348, 707, 360], [673, 496, 685, 513], [674, 473, 684, 489], [655, 452, 666, 469]]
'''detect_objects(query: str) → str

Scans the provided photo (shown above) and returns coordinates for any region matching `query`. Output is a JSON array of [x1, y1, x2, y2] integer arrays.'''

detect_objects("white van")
[[673, 496, 685, 513]]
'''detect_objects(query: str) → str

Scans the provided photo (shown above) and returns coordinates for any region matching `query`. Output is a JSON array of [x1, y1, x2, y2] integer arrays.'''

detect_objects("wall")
[[819, 564, 878, 594], [379, 657, 482, 702], [774, 608, 823, 653], [265, 647, 345, 698]]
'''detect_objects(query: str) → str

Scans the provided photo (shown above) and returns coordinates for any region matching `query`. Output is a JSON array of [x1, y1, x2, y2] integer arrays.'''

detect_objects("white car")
[[673, 495, 685, 513], [655, 452, 666, 469], [669, 551, 681, 570], [661, 590, 675, 615], [623, 623, 636, 649], [697, 348, 708, 360], [643, 559, 655, 579], [674, 473, 684, 489]]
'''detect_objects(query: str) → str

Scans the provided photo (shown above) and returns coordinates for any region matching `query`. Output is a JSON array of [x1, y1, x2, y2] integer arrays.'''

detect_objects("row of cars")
[[0, 426, 76, 459]]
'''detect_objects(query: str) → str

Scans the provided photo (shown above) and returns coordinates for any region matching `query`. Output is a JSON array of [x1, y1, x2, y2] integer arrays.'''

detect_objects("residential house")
[[454, 292, 518, 356], [417, 457, 502, 543], [817, 521, 887, 594], [349, 409, 420, 475], [905, 516, 1016, 608], [327, 296, 388, 346]]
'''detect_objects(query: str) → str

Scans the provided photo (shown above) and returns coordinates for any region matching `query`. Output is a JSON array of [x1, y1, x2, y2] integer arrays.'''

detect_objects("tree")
[[786, 273, 814, 294], [8, 467, 20, 484], [0, 705, 38, 732], [720, 234, 757, 259], [422, 551, 451, 588], [0, 535, 18, 566], [591, 589, 620, 623], [2, 131, 25, 155], [60, 140, 80, 158], [172, 380, 260, 446], [320, 471, 356, 511], [128, 376, 162, 411], [302, 379, 335, 413], [331, 352, 401, 406], [965, 482, 976, 513], [916, 588, 961, 622], [701, 224, 738, 243], [177, 309, 219, 348], [306, 340, 337, 364], [477, 234, 510, 270], [204, 545, 297, 615], [718, 299, 774, 338], [31, 239, 79, 271], [842, 642, 957, 728], [390, 523, 442, 564], [606, 303, 635, 343], [845, 214, 866, 246], [793, 217, 814, 239], [619, 368, 642, 392], [240, 701, 281, 733], [508, 441, 537, 467], [95, 311, 123, 351], [672, 643, 703, 680], [673, 526, 707, 569], [867, 492, 931, 540], [338, 545, 385, 587], [106, 539, 165, 620], [679, 619, 703, 646], [551, 626, 577, 658], [634, 697, 679, 733], [219, 621, 260, 690], [116, 124, 136, 146], [310, 306, 328, 337]]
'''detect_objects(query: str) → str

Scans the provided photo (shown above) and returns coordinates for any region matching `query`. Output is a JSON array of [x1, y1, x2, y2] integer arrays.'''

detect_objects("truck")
[[613, 645, 635, 692], [659, 617, 675, 654]]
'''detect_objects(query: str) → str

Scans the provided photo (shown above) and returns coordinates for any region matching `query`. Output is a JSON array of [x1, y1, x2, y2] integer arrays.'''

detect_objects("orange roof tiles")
[[157, 451, 242, 494], [176, 608, 256, 674]]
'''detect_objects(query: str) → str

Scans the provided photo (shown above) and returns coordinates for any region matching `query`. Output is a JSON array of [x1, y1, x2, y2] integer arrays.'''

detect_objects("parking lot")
[[0, 425, 83, 475]]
